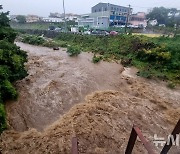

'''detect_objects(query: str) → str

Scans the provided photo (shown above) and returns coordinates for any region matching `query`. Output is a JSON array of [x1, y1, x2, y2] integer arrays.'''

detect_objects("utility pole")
[[125, 4, 131, 34], [63, 0, 67, 32]]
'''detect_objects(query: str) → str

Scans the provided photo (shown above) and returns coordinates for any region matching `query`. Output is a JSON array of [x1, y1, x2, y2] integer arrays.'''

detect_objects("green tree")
[[16, 15, 26, 23], [147, 7, 169, 25], [0, 5, 10, 27], [0, 5, 28, 133], [147, 7, 180, 27], [0, 6, 16, 42]]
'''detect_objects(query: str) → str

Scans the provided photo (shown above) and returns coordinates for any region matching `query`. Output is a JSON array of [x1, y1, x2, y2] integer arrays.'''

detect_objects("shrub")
[[167, 82, 176, 89], [137, 70, 152, 79], [22, 35, 45, 45], [22, 32, 179, 83], [42, 40, 59, 48], [56, 33, 180, 83], [0, 27, 17, 43], [92, 55, 102, 63], [0, 104, 6, 133], [0, 6, 28, 133], [67, 46, 81, 56], [58, 41, 68, 48]]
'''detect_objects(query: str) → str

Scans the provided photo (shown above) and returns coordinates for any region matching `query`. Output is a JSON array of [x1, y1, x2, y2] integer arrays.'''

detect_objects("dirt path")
[[1, 42, 180, 154]]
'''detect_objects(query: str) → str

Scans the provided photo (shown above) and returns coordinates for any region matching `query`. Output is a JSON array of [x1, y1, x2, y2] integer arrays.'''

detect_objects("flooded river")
[[6, 42, 125, 131], [2, 42, 180, 153]]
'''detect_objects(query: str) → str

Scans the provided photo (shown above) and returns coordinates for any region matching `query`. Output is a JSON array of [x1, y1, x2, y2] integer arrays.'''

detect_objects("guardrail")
[[160, 119, 180, 154], [71, 119, 180, 154], [72, 137, 78, 154], [125, 119, 180, 154], [125, 125, 156, 154]]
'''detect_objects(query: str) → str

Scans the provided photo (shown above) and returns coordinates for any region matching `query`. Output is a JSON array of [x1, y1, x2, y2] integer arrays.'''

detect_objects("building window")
[[95, 9, 96, 12], [117, 8, 119, 11], [99, 8, 101, 12], [105, 8, 107, 11], [111, 7, 113, 10]]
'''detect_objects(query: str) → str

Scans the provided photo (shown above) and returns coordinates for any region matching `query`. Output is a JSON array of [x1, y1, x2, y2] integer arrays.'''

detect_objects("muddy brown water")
[[6, 42, 126, 131], [2, 42, 180, 153]]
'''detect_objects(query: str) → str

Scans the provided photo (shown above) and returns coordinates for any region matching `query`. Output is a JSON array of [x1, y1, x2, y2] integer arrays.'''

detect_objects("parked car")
[[84, 31, 91, 35], [55, 28, 62, 32], [127, 25, 134, 28], [48, 26, 56, 31], [91, 30, 109, 36], [110, 31, 118, 36], [101, 31, 110, 36], [91, 30, 99, 35], [114, 25, 125, 28], [159, 24, 166, 27]]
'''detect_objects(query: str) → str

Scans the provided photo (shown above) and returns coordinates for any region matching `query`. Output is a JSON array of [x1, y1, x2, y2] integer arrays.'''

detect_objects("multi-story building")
[[26, 15, 40, 23], [78, 3, 132, 29], [129, 12, 147, 28]]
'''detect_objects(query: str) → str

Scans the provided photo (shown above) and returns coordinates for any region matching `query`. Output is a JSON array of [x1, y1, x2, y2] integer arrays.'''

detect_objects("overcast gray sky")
[[1, 0, 180, 16]]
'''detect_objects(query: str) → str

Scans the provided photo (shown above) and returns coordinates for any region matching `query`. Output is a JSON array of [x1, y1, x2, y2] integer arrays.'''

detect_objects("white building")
[[26, 15, 40, 23], [149, 19, 158, 26], [78, 12, 110, 29], [129, 12, 147, 28], [42, 17, 64, 23], [78, 3, 131, 29]]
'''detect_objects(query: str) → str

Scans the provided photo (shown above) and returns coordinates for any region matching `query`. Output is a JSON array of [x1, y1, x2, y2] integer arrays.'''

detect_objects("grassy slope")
[[11, 22, 53, 30], [21, 33, 180, 85]]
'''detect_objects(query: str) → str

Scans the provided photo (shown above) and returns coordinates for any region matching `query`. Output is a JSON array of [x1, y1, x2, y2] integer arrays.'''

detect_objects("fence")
[[71, 119, 180, 154]]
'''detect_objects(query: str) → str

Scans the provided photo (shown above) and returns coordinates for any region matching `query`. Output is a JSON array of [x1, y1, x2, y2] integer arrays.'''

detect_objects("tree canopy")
[[0, 5, 10, 27], [0, 5, 28, 133], [16, 15, 26, 23], [147, 7, 180, 27]]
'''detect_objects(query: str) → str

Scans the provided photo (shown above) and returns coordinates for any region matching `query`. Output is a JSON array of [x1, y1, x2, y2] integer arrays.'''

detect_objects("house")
[[149, 19, 158, 26], [129, 12, 147, 28], [65, 13, 80, 22], [42, 17, 63, 23], [26, 15, 40, 23], [49, 13, 80, 22]]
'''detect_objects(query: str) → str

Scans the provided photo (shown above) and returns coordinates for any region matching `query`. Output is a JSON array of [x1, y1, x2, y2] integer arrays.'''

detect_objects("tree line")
[[0, 5, 28, 133]]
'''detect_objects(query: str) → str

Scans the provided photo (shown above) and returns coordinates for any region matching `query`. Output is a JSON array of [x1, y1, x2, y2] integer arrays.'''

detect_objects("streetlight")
[[63, 0, 67, 32]]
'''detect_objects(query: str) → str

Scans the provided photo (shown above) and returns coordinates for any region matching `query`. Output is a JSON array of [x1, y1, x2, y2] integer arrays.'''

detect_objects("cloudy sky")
[[1, 0, 180, 16]]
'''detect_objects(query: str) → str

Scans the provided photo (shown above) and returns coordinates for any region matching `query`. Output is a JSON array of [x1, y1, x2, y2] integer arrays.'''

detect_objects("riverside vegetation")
[[0, 6, 28, 133], [21, 33, 180, 86]]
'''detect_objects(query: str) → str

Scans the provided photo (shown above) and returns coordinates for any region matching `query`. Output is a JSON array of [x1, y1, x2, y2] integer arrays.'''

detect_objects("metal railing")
[[72, 137, 78, 154], [125, 119, 180, 154], [71, 119, 180, 154], [125, 125, 156, 154], [160, 119, 180, 154]]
